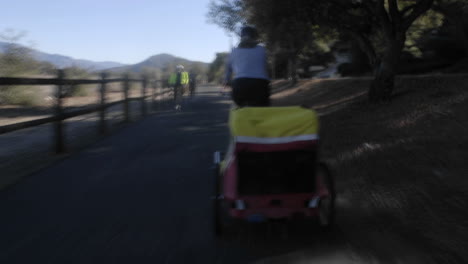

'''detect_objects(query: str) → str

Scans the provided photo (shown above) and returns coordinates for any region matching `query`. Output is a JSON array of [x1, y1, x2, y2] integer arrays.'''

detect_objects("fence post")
[[152, 80, 157, 112], [55, 69, 65, 154], [141, 75, 147, 116], [158, 81, 163, 110], [99, 72, 107, 134], [123, 73, 130, 122]]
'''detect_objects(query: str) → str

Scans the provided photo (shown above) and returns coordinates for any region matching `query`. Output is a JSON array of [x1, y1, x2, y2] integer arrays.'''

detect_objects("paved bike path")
[[0, 86, 382, 263]]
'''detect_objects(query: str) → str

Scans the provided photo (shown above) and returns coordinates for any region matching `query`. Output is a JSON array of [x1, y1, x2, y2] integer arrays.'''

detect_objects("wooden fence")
[[0, 70, 172, 153]]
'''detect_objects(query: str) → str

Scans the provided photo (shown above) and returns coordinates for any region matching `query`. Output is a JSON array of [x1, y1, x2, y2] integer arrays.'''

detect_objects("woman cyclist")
[[224, 26, 270, 107]]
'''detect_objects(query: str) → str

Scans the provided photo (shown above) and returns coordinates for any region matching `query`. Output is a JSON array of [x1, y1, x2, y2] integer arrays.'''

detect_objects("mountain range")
[[108, 53, 209, 73], [0, 41, 127, 71], [0, 42, 208, 72]]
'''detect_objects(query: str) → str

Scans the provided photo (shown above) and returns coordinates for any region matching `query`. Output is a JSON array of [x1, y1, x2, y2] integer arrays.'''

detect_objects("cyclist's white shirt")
[[225, 45, 269, 81]]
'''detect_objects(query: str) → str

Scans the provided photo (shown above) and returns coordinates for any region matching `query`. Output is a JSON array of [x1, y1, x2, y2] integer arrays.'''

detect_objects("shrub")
[[0, 86, 43, 106], [63, 67, 92, 97], [68, 85, 89, 97]]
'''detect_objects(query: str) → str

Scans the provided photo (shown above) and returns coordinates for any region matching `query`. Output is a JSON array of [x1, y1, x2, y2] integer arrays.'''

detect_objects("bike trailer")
[[213, 106, 335, 234]]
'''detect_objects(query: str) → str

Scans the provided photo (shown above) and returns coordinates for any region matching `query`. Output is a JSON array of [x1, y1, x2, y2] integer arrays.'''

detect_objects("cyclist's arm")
[[262, 48, 268, 78]]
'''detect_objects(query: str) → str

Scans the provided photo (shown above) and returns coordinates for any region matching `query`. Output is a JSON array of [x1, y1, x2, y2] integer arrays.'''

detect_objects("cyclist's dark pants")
[[231, 78, 270, 107], [189, 83, 196, 96], [174, 84, 183, 103]]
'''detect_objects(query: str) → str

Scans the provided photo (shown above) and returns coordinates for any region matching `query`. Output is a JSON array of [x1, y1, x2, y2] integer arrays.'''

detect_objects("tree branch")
[[401, 4, 417, 17], [388, 0, 400, 25], [349, 30, 378, 67], [376, 0, 393, 40], [402, 0, 434, 31]]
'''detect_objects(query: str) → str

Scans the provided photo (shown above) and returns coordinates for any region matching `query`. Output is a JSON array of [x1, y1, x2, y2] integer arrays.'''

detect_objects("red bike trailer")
[[212, 106, 336, 236]]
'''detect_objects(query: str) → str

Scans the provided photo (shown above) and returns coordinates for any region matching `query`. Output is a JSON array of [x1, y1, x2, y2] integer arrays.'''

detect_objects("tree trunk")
[[350, 31, 377, 68], [454, 18, 468, 57], [292, 56, 297, 85], [435, 5, 468, 57], [287, 56, 297, 85], [369, 41, 403, 102], [271, 53, 276, 80], [368, 0, 432, 102]]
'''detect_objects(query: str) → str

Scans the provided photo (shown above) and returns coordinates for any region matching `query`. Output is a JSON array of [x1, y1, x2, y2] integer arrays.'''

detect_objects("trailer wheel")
[[316, 162, 335, 230], [213, 163, 223, 236]]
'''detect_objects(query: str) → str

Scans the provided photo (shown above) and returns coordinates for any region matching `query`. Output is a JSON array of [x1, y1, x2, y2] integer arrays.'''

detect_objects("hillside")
[[109, 53, 209, 73], [0, 41, 127, 71], [272, 74, 468, 263], [0, 42, 208, 74]]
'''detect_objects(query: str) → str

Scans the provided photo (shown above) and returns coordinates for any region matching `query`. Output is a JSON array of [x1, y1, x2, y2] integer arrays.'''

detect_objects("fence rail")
[[0, 70, 172, 153], [0, 77, 140, 85]]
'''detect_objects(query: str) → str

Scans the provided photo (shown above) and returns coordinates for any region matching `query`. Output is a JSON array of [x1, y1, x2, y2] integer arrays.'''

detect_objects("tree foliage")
[[208, 0, 330, 80], [208, 52, 229, 84], [208, 0, 440, 102], [207, 0, 246, 34], [0, 29, 57, 105]]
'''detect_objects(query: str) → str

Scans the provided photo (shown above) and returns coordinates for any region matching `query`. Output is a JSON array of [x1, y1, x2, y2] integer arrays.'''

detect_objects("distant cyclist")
[[189, 71, 197, 97], [168, 65, 189, 110], [224, 26, 270, 107]]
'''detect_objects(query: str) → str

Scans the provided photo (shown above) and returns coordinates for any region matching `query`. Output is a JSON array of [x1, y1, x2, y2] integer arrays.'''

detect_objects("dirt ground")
[[272, 74, 468, 264]]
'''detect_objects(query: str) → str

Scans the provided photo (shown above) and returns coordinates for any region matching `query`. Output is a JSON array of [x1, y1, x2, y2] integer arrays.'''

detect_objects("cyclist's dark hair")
[[240, 26, 258, 40], [239, 26, 259, 48]]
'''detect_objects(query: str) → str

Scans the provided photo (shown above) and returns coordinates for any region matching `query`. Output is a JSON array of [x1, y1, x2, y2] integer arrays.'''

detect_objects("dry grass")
[[272, 74, 468, 263], [0, 86, 44, 106], [0, 82, 164, 126]]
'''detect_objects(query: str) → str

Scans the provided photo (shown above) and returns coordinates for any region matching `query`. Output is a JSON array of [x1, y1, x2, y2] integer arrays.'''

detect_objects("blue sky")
[[2, 0, 231, 64]]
